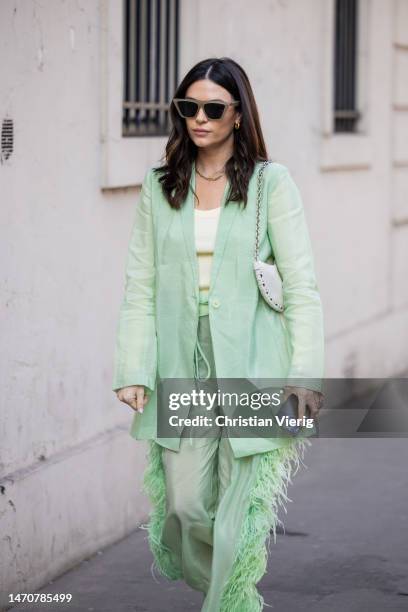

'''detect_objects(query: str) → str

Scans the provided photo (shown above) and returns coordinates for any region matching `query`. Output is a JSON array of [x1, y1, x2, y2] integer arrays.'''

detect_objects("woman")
[[112, 57, 324, 611]]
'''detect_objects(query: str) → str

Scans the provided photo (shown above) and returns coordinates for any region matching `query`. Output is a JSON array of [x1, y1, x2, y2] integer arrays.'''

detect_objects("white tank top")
[[194, 206, 221, 291]]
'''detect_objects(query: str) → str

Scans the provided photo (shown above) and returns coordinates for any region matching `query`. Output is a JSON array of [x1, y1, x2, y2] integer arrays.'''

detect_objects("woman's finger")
[[136, 387, 145, 413], [297, 394, 307, 420], [307, 393, 322, 419], [308, 402, 319, 419], [123, 389, 139, 412]]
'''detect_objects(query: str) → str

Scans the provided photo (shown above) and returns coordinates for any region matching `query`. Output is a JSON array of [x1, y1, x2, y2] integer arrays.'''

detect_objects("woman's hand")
[[281, 385, 324, 420], [116, 385, 149, 414]]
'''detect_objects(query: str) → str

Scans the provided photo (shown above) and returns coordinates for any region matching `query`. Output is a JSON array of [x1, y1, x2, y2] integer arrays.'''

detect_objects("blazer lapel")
[[180, 160, 240, 301]]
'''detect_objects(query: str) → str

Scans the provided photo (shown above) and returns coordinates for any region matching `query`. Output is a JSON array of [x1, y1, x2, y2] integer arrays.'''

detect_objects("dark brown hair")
[[153, 57, 270, 210]]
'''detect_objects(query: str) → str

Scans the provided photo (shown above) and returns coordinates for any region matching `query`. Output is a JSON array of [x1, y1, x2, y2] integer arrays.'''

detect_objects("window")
[[320, 0, 371, 171], [123, 0, 180, 137], [334, 0, 361, 133]]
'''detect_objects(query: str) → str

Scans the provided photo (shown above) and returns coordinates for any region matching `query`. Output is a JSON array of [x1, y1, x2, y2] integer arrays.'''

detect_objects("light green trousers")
[[142, 312, 310, 612]]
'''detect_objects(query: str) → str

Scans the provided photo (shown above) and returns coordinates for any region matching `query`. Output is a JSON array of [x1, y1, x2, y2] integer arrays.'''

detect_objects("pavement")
[[6, 438, 408, 612]]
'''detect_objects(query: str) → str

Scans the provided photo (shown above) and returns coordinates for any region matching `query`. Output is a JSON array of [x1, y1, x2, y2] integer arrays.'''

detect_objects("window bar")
[[345, 0, 350, 129], [145, 0, 152, 129], [127, 0, 135, 131], [141, 0, 148, 130], [126, 0, 137, 131], [350, 0, 358, 131], [135, 0, 141, 130], [334, 0, 359, 132], [165, 0, 170, 130], [154, 0, 161, 127], [123, 0, 130, 129], [174, 0, 179, 94]]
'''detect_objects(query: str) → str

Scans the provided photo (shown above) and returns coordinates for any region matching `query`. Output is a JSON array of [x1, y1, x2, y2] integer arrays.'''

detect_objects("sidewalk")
[[7, 438, 408, 612]]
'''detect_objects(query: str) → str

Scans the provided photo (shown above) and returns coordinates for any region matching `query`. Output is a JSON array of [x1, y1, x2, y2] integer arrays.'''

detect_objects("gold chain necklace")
[[196, 165, 226, 181]]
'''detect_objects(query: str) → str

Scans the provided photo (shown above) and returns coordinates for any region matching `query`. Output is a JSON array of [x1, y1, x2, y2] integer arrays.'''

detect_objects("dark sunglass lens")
[[204, 103, 225, 119], [177, 100, 198, 117]]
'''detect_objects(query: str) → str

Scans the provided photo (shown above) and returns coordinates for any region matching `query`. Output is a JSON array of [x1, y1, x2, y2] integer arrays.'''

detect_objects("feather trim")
[[218, 438, 311, 612], [140, 440, 183, 581]]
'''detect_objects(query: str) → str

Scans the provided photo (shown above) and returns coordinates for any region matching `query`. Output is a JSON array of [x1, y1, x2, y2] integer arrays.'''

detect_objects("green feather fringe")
[[140, 437, 311, 610], [218, 438, 312, 612], [140, 440, 183, 581]]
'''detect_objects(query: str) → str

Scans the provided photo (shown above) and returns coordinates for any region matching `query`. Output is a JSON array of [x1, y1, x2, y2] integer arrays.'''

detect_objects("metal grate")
[[1, 118, 13, 162], [334, 0, 360, 133], [123, 0, 180, 137]]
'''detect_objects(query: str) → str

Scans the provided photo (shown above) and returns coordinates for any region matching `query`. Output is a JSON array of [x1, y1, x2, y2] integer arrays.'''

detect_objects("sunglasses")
[[173, 97, 240, 121]]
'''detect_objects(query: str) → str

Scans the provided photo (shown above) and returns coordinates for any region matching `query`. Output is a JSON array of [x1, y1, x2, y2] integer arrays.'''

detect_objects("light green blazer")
[[112, 160, 325, 458]]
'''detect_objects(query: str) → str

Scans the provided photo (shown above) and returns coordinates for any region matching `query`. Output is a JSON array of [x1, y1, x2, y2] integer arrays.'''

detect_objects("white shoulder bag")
[[253, 160, 284, 312]]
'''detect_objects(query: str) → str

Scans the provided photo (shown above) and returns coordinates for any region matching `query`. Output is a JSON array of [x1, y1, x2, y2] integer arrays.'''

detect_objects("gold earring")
[[234, 120, 240, 130]]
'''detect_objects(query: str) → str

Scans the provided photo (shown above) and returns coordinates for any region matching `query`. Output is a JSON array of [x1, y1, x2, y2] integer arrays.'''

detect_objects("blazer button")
[[211, 298, 220, 308]]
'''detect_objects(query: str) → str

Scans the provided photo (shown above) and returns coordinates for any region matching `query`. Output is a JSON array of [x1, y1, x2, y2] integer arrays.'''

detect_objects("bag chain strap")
[[254, 160, 272, 261]]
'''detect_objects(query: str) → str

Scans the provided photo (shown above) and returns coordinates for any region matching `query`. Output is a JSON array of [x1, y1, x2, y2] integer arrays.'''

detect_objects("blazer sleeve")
[[112, 168, 157, 394], [266, 164, 325, 393]]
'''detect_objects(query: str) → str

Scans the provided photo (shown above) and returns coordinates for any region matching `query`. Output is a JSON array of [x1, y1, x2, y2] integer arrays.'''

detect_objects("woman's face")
[[183, 79, 241, 150]]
